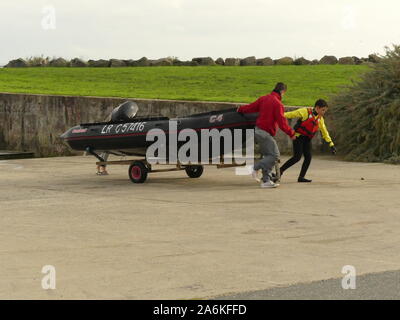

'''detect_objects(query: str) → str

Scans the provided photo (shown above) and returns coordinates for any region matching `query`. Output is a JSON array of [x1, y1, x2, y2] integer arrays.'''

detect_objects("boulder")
[[123, 59, 135, 66], [109, 59, 127, 67], [150, 58, 173, 66], [192, 57, 215, 65], [224, 58, 240, 66], [5, 58, 28, 68], [186, 61, 199, 66], [240, 56, 257, 66], [275, 57, 294, 65], [294, 57, 311, 65], [215, 58, 225, 65], [133, 57, 150, 67], [319, 55, 338, 65], [88, 59, 109, 67], [338, 57, 355, 65], [70, 58, 87, 67], [49, 58, 68, 67], [172, 59, 185, 66], [256, 57, 274, 66]]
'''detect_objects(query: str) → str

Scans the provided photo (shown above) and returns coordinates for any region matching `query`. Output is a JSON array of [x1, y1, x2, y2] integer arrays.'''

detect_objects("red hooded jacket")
[[237, 91, 295, 137]]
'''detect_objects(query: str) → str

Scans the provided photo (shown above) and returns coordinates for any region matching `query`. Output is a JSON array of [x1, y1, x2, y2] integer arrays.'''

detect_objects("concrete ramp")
[[0, 150, 34, 160], [1, 155, 400, 299]]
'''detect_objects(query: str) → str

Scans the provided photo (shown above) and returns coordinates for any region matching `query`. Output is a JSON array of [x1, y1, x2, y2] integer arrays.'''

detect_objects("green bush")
[[26, 55, 51, 67], [330, 45, 400, 163]]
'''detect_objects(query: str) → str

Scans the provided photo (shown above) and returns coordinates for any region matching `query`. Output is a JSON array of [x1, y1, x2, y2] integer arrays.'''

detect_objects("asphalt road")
[[216, 270, 400, 300]]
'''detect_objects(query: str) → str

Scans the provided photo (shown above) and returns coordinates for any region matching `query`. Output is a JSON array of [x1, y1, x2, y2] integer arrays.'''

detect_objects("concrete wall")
[[0, 92, 327, 157]]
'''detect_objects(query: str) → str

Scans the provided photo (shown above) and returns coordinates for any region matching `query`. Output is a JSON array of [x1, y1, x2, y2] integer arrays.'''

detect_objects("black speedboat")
[[61, 101, 257, 158]]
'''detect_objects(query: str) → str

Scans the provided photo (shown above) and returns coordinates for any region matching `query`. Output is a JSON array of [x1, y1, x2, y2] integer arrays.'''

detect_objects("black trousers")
[[280, 135, 312, 178]]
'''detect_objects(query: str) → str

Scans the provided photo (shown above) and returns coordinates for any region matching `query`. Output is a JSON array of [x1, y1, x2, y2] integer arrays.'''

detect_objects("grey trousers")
[[100, 152, 109, 167], [254, 127, 280, 182]]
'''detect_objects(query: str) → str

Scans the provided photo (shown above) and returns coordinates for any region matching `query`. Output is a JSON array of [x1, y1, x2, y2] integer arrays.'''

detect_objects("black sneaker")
[[298, 177, 312, 183]]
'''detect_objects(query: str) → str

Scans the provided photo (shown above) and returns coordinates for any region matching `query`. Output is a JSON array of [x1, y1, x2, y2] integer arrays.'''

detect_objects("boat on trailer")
[[61, 101, 279, 183]]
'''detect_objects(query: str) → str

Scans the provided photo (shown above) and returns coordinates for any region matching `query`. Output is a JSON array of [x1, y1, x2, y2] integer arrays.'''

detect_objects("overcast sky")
[[1, 0, 399, 65]]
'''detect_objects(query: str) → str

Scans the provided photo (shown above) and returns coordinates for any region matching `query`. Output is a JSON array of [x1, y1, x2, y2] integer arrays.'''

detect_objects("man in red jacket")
[[237, 83, 296, 188]]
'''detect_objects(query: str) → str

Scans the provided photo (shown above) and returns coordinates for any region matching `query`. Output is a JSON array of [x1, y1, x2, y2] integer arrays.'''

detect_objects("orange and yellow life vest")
[[294, 108, 321, 138]]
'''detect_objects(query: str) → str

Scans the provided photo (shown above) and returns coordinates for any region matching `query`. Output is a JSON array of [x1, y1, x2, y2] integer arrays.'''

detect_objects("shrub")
[[26, 55, 50, 67], [330, 45, 400, 163]]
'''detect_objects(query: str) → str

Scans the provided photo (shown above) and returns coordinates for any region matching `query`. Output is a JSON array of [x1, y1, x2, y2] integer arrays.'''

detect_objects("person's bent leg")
[[298, 137, 312, 182], [280, 136, 304, 175], [99, 152, 110, 175], [254, 128, 280, 183]]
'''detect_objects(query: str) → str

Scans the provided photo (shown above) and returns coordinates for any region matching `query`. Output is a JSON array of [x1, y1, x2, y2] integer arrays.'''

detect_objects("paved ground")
[[1, 155, 400, 299], [216, 270, 400, 300]]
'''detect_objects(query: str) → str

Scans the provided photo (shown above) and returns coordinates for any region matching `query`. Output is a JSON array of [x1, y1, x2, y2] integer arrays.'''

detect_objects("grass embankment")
[[0, 65, 368, 106]]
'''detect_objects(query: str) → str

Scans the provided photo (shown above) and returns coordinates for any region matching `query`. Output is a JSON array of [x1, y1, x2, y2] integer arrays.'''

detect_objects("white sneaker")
[[251, 168, 261, 182], [260, 181, 279, 188]]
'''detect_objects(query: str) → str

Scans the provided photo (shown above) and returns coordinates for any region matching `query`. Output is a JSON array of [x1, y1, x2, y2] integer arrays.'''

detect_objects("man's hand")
[[331, 146, 337, 155], [290, 135, 297, 141]]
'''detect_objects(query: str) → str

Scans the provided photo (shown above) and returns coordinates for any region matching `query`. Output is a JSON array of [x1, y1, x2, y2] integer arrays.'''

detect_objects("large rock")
[[240, 56, 257, 66], [275, 57, 294, 65], [256, 57, 274, 66], [133, 57, 150, 67], [88, 59, 109, 67], [172, 59, 185, 66], [215, 58, 224, 65], [294, 57, 311, 65], [150, 58, 173, 66], [338, 57, 355, 65], [184, 61, 199, 66], [5, 58, 28, 68], [109, 59, 127, 67], [319, 55, 338, 65], [224, 58, 240, 66], [70, 58, 87, 67], [49, 58, 68, 67], [192, 57, 215, 65], [123, 59, 135, 66]]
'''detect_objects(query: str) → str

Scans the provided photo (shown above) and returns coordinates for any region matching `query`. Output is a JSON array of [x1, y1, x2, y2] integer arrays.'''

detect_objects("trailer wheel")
[[129, 161, 148, 183], [185, 165, 204, 178]]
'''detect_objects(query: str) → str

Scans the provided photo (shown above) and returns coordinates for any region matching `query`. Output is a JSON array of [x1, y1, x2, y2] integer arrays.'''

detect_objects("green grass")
[[0, 65, 369, 106]]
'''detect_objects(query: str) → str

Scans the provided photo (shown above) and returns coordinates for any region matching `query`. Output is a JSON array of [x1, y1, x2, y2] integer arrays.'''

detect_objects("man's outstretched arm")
[[237, 97, 261, 114], [276, 103, 296, 138]]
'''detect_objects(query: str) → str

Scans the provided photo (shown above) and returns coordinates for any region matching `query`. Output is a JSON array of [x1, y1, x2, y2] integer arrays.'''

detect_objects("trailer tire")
[[129, 161, 148, 183], [185, 165, 204, 178]]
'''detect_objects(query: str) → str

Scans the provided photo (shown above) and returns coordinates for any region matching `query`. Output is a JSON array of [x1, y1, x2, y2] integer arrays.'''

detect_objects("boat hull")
[[61, 109, 258, 157]]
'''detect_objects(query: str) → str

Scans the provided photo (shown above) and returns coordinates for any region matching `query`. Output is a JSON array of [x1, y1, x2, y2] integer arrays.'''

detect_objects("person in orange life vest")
[[279, 99, 337, 183], [237, 82, 296, 188]]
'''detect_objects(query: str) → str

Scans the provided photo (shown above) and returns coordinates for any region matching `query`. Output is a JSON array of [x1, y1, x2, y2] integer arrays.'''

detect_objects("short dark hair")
[[315, 99, 328, 108], [273, 82, 287, 93]]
